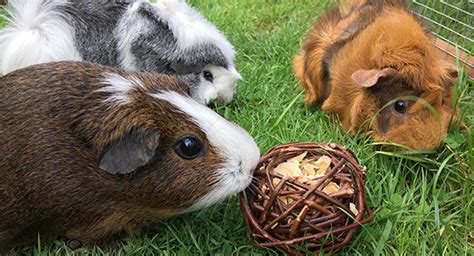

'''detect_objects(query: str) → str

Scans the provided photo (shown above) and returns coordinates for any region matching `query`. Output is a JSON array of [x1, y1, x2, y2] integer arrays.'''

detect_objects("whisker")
[[248, 183, 261, 194]]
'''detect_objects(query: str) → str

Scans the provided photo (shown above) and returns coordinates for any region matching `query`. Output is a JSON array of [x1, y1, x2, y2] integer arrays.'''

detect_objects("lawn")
[[1, 0, 473, 255]]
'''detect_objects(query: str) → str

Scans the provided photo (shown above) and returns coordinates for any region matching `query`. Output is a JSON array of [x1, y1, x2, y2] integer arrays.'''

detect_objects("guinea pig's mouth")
[[237, 160, 253, 175], [222, 159, 255, 182], [182, 153, 258, 213], [223, 166, 254, 192], [182, 165, 253, 213]]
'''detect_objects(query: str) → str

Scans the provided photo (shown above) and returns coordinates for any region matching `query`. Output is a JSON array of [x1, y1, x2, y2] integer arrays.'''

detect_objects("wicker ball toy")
[[240, 142, 373, 255]]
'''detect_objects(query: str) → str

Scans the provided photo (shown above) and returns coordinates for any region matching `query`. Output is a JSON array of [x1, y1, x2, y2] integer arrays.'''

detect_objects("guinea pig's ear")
[[170, 61, 203, 75], [99, 130, 161, 175], [439, 60, 459, 79], [351, 68, 398, 88]]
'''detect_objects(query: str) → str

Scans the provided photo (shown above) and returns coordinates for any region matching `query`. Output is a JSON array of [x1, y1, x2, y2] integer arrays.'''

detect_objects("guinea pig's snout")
[[183, 124, 259, 212], [212, 121, 260, 191], [238, 160, 254, 174], [219, 67, 242, 104], [237, 160, 244, 173], [237, 158, 256, 176], [233, 133, 260, 176]]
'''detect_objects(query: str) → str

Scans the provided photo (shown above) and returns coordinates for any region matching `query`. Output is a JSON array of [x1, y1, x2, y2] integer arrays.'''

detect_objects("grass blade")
[[271, 91, 303, 129], [374, 220, 393, 256]]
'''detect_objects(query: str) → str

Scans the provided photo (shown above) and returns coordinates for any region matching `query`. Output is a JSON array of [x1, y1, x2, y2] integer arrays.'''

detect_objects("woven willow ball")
[[240, 142, 373, 255]]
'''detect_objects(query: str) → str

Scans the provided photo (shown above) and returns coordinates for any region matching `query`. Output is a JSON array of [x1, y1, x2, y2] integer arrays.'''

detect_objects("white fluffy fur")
[[97, 73, 144, 105], [115, 2, 152, 71], [152, 90, 260, 211], [153, 0, 236, 62], [0, 0, 81, 74], [194, 65, 242, 104]]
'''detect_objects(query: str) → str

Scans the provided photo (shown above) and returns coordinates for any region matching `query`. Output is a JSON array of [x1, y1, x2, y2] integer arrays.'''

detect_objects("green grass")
[[2, 0, 474, 255], [0, 7, 5, 27]]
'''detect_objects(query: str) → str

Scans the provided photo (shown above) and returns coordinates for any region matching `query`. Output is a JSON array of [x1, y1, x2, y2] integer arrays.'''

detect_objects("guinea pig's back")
[[330, 6, 435, 89], [0, 62, 119, 172], [1, 62, 103, 117], [0, 62, 102, 173], [62, 1, 130, 65], [0, 63, 125, 248], [0, 66, 53, 150], [0, 0, 129, 74]]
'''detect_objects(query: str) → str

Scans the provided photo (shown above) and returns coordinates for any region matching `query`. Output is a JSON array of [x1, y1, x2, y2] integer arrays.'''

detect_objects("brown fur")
[[0, 62, 224, 250], [293, 0, 461, 150]]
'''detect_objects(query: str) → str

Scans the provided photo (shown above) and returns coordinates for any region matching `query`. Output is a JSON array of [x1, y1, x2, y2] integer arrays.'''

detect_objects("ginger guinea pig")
[[0, 61, 259, 251], [0, 0, 241, 104], [293, 0, 462, 150]]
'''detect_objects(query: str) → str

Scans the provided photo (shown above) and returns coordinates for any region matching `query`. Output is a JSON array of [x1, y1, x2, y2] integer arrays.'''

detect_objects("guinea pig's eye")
[[203, 70, 214, 82], [174, 135, 204, 160], [393, 100, 407, 114]]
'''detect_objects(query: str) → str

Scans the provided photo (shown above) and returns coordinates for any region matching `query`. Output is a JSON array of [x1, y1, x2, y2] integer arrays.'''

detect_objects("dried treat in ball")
[[240, 142, 373, 255]]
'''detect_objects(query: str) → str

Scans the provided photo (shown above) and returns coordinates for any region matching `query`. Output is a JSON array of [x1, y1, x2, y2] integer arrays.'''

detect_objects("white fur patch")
[[152, 91, 260, 211], [194, 65, 242, 104], [152, 0, 236, 62], [0, 0, 82, 74], [97, 73, 144, 105], [115, 2, 152, 71]]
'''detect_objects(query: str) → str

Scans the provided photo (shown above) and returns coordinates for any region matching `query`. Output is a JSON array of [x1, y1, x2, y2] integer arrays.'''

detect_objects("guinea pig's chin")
[[182, 168, 253, 213], [374, 126, 445, 150]]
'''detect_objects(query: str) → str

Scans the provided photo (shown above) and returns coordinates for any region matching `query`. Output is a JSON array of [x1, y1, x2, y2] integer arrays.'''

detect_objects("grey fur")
[[0, 0, 240, 104], [62, 0, 228, 74], [60, 1, 129, 65]]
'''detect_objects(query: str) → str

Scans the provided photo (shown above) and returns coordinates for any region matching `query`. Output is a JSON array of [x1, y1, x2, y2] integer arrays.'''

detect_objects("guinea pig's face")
[[194, 64, 242, 105], [170, 62, 242, 105], [150, 90, 259, 211], [352, 68, 456, 150], [125, 0, 242, 105], [97, 78, 259, 212]]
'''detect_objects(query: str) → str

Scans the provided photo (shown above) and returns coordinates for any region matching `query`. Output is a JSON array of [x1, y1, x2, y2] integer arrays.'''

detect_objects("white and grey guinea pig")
[[0, 0, 241, 104], [0, 61, 259, 250]]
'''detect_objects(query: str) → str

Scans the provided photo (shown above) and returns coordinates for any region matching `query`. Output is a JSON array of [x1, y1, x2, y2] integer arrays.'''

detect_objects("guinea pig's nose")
[[238, 160, 253, 175], [238, 160, 243, 172], [240, 153, 258, 177]]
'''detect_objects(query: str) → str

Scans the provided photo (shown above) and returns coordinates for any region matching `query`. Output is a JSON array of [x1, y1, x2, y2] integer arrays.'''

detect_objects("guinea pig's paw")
[[95, 240, 122, 251], [195, 65, 241, 104], [67, 240, 82, 250], [76, 235, 125, 251]]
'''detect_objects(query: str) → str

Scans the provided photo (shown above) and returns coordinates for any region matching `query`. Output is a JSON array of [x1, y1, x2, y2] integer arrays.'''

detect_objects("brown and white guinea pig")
[[0, 61, 260, 250], [293, 0, 462, 150]]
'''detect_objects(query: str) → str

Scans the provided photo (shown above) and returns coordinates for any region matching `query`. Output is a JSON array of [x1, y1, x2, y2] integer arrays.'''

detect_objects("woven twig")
[[240, 142, 373, 255]]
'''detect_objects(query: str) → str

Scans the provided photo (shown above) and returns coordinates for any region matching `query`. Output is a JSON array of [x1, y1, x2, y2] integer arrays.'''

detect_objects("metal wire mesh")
[[411, 0, 473, 71]]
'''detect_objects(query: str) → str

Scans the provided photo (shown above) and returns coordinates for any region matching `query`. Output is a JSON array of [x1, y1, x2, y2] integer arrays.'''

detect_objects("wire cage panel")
[[411, 0, 473, 76]]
